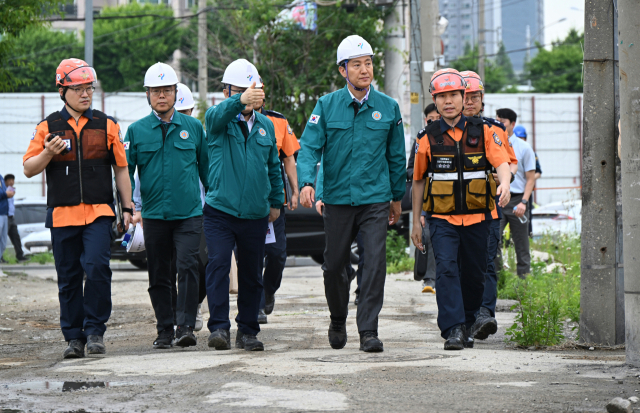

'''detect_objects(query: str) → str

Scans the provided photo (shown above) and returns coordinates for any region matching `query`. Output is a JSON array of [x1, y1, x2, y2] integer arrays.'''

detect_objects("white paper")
[[265, 222, 276, 244]]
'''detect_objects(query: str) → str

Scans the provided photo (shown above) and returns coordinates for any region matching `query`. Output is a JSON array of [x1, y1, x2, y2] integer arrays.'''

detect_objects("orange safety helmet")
[[56, 58, 97, 87], [460, 70, 484, 93], [429, 68, 466, 97]]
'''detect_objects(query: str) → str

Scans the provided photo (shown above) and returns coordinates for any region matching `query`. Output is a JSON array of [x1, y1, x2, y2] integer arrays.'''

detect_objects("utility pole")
[[197, 0, 208, 103], [420, 0, 438, 101], [409, 0, 422, 257], [84, 0, 93, 67], [618, 0, 640, 366], [580, 0, 622, 346], [477, 0, 485, 80]]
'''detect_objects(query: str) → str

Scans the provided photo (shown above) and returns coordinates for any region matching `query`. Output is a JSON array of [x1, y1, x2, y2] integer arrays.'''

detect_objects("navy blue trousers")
[[428, 217, 489, 339], [204, 204, 267, 336], [481, 218, 501, 316], [50, 216, 113, 342], [260, 206, 287, 310]]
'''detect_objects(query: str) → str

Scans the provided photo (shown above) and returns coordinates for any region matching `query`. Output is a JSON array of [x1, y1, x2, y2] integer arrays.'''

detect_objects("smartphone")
[[47, 133, 70, 156]]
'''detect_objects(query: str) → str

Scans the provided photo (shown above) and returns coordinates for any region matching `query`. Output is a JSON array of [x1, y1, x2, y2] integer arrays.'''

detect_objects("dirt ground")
[[0, 263, 639, 413]]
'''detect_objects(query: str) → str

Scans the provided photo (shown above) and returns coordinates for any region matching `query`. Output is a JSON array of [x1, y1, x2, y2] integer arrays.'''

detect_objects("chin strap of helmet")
[[344, 61, 367, 92]]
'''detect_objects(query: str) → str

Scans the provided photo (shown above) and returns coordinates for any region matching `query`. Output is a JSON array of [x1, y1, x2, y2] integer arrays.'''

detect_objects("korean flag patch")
[[415, 141, 419, 154], [31, 129, 37, 140], [493, 132, 502, 146], [309, 114, 320, 124], [124, 142, 130, 150], [118, 129, 123, 143]]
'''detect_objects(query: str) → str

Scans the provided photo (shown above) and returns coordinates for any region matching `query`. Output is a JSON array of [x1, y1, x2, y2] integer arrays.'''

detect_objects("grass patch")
[[1, 249, 55, 265], [386, 230, 414, 274], [498, 233, 580, 347]]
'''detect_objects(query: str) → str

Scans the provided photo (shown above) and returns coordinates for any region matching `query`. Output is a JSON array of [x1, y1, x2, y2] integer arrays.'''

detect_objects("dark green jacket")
[[297, 85, 406, 205], [125, 110, 209, 220], [204, 94, 284, 219]]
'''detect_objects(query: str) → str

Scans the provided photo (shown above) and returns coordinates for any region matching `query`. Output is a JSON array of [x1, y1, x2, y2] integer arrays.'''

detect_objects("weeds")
[[1, 249, 54, 265], [386, 230, 414, 274]]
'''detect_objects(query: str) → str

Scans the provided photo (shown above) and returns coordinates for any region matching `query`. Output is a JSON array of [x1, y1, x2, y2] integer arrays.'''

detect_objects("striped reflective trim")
[[429, 171, 486, 180]]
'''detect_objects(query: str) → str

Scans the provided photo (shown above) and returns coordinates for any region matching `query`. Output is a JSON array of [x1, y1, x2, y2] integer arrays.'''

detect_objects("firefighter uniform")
[[24, 106, 126, 343], [259, 109, 300, 312], [413, 115, 510, 339]]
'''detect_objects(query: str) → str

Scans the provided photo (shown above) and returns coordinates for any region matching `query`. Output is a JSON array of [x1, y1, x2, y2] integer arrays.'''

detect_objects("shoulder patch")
[[309, 114, 320, 124], [415, 141, 419, 153], [264, 109, 286, 120], [396, 118, 402, 126], [416, 127, 428, 139], [492, 132, 502, 146], [107, 115, 119, 125], [483, 116, 505, 131]]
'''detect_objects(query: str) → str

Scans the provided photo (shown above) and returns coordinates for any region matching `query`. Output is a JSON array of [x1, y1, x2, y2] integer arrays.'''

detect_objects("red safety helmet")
[[56, 58, 97, 87], [429, 68, 466, 97], [460, 70, 484, 93]]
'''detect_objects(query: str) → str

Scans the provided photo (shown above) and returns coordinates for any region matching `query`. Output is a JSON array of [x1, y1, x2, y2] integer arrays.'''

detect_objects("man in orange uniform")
[[257, 96, 300, 323], [23, 59, 132, 359], [459, 71, 518, 341], [411, 68, 512, 350]]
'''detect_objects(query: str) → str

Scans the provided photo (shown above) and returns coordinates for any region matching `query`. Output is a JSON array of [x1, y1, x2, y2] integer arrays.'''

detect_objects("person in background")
[[408, 103, 439, 293], [512, 125, 541, 237], [0, 174, 14, 266], [3, 174, 27, 262]]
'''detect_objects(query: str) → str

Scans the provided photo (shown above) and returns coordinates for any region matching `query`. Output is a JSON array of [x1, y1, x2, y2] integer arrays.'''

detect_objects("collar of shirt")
[[153, 109, 175, 124], [348, 86, 370, 105], [237, 110, 256, 132], [439, 114, 467, 133], [60, 106, 93, 121]]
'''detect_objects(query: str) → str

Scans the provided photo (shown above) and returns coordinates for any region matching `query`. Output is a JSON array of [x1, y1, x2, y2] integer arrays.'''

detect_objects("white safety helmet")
[[144, 62, 179, 88], [336, 35, 374, 65], [122, 223, 145, 253], [175, 83, 195, 111], [221, 59, 263, 88]]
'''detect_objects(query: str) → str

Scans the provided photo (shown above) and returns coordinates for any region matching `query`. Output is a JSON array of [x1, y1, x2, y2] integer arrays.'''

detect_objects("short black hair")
[[4, 174, 15, 181], [423, 103, 437, 118], [496, 108, 517, 124]]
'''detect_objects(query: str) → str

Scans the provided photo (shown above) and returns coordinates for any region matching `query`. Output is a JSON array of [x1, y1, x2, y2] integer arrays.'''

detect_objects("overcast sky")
[[544, 0, 584, 44]]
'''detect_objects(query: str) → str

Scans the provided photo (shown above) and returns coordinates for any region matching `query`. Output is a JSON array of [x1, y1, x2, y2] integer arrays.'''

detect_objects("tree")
[[0, 0, 69, 91], [449, 43, 508, 93], [525, 29, 583, 93], [92, 3, 183, 92], [180, 0, 390, 135], [495, 42, 516, 84]]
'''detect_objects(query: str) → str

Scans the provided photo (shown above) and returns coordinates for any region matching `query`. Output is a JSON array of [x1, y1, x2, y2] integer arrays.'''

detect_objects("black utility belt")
[[510, 192, 524, 196]]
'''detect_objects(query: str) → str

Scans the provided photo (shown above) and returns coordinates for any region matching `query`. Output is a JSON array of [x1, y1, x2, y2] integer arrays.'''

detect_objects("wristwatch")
[[510, 172, 515, 183], [521, 199, 528, 205]]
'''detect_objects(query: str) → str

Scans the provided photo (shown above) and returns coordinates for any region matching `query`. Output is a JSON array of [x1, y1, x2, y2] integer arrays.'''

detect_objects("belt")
[[510, 192, 524, 196], [429, 171, 486, 180], [8, 216, 13, 218]]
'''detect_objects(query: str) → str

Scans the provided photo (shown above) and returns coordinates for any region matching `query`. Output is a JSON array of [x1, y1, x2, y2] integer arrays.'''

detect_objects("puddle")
[[2, 381, 132, 392]]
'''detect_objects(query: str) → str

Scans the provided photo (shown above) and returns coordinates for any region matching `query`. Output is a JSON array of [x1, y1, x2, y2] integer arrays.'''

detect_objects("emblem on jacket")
[[180, 130, 189, 139], [492, 132, 502, 146], [259, 128, 266, 136], [372, 111, 382, 121], [469, 155, 482, 164]]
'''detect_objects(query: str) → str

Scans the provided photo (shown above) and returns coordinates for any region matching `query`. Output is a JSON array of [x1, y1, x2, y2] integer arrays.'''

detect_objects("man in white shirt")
[[496, 109, 536, 277]]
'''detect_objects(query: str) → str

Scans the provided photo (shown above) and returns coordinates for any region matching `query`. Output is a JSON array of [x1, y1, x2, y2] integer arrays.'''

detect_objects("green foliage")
[[495, 42, 516, 84], [524, 29, 584, 93], [0, 0, 69, 91], [10, 27, 81, 92], [386, 230, 414, 274], [449, 43, 511, 93], [28, 252, 56, 265], [180, 0, 390, 136], [93, 3, 182, 92], [498, 233, 581, 347]]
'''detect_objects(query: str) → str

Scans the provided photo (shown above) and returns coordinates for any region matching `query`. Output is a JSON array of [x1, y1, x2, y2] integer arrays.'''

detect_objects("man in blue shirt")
[[0, 174, 14, 266]]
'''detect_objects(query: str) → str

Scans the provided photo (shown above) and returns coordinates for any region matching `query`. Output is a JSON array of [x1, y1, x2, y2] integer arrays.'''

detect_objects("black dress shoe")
[[87, 335, 106, 354], [328, 322, 347, 349], [235, 330, 264, 351], [359, 331, 383, 352], [258, 309, 268, 324], [444, 325, 466, 350], [208, 329, 231, 350], [63, 339, 85, 359], [175, 325, 197, 347], [264, 293, 275, 315], [470, 307, 498, 340], [153, 328, 175, 349]]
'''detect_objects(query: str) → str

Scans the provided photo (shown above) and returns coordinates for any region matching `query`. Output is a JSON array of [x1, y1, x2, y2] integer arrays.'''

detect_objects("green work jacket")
[[204, 94, 284, 219], [125, 110, 209, 220], [297, 85, 407, 206]]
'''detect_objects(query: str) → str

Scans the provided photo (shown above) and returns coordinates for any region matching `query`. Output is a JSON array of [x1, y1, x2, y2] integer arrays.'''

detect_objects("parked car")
[[531, 200, 582, 238], [12, 198, 50, 255]]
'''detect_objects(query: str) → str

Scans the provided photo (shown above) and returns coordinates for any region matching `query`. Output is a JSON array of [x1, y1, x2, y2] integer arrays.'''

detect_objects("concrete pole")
[[618, 0, 640, 366], [580, 0, 621, 346], [477, 0, 485, 80], [420, 0, 438, 100], [197, 0, 208, 103], [84, 0, 93, 67], [409, 0, 423, 257], [383, 1, 406, 106]]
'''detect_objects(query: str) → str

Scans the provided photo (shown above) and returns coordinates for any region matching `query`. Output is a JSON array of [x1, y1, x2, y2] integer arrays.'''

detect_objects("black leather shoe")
[[444, 325, 466, 350], [328, 322, 347, 349], [359, 331, 383, 352], [264, 293, 275, 315], [208, 329, 231, 350], [470, 307, 498, 340], [63, 339, 85, 359], [258, 309, 268, 324], [464, 335, 474, 348], [153, 329, 175, 349], [175, 325, 197, 347], [235, 330, 264, 351], [87, 335, 106, 355], [354, 293, 359, 306]]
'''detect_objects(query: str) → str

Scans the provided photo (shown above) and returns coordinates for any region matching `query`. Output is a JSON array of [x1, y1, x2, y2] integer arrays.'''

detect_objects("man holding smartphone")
[[23, 58, 132, 359]]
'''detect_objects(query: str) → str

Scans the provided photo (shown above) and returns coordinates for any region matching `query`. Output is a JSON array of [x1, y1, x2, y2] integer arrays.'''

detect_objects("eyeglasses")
[[69, 86, 95, 96], [465, 95, 482, 103], [149, 88, 176, 96]]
